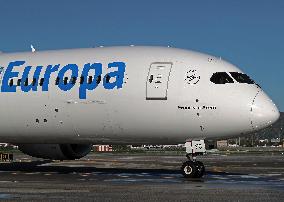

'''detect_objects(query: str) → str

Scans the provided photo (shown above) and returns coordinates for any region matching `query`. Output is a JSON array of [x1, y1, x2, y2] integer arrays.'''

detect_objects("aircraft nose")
[[251, 90, 280, 130]]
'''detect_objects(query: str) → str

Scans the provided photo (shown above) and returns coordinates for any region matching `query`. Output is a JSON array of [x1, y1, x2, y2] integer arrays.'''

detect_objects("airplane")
[[0, 46, 280, 178]]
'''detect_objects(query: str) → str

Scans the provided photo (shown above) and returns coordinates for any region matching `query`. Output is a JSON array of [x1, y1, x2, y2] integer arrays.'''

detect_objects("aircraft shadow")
[[0, 160, 244, 177]]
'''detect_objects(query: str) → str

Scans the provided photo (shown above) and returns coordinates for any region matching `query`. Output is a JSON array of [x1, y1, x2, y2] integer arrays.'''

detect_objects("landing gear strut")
[[181, 140, 206, 178]]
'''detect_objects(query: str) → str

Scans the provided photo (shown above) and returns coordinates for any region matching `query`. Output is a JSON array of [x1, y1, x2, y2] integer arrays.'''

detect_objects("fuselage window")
[[210, 72, 234, 84], [80, 76, 84, 84], [88, 76, 93, 84], [55, 77, 60, 85], [17, 79, 21, 86], [105, 75, 111, 83], [71, 77, 77, 84], [96, 75, 101, 84], [32, 78, 37, 86], [64, 77, 68, 85], [24, 78, 28, 86], [39, 78, 44, 86], [11, 75, 107, 87], [230, 72, 255, 84], [9, 79, 13, 86]]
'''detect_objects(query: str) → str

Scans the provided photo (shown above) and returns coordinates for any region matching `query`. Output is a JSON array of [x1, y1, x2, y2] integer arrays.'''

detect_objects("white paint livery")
[[0, 46, 279, 146]]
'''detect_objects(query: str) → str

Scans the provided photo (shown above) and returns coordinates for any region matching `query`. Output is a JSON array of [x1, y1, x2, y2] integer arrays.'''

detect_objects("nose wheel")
[[181, 140, 206, 178], [181, 160, 205, 178]]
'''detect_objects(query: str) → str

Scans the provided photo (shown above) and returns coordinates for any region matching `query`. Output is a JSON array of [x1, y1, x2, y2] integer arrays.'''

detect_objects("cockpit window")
[[229, 72, 254, 84], [210, 72, 234, 84]]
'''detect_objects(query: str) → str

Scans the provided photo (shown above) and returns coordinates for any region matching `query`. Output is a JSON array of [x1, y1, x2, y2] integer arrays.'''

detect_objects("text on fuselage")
[[0, 61, 126, 99]]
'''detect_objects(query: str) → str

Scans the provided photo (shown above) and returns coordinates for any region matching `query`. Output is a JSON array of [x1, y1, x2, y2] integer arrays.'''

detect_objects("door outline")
[[146, 62, 173, 100]]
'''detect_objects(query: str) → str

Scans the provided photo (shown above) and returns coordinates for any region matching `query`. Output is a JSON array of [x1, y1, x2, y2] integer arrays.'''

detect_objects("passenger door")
[[146, 62, 172, 100]]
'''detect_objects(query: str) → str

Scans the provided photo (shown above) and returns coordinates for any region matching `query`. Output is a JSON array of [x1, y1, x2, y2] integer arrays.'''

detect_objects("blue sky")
[[0, 0, 283, 110]]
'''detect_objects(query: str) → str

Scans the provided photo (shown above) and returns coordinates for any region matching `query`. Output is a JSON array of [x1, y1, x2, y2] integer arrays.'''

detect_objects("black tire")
[[181, 161, 197, 178], [194, 161, 205, 178]]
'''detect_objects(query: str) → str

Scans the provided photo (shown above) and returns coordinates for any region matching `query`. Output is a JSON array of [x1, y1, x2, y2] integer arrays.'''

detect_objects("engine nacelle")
[[17, 144, 92, 160]]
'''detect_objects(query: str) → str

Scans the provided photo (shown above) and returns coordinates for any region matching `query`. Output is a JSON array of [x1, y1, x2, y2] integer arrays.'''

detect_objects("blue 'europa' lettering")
[[21, 66, 43, 92], [42, 64, 60, 91], [1, 61, 24, 92], [79, 63, 102, 99], [57, 64, 78, 91], [0, 61, 126, 99], [103, 62, 126, 90]]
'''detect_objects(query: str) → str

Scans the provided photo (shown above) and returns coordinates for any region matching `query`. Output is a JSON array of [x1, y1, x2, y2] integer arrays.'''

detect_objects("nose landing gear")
[[181, 156, 205, 178], [181, 140, 206, 178]]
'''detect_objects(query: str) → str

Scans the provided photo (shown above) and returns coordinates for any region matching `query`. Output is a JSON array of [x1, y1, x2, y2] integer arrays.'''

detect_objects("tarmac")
[[0, 151, 283, 201]]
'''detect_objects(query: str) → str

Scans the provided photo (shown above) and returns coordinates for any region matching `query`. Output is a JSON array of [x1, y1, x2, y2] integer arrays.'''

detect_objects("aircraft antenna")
[[31, 45, 36, 53]]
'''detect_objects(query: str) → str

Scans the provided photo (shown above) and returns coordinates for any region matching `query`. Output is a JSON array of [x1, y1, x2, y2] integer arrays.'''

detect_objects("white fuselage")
[[0, 46, 279, 144]]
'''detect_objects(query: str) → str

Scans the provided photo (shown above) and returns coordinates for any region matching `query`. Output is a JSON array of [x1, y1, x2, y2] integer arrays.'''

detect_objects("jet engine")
[[17, 144, 92, 160]]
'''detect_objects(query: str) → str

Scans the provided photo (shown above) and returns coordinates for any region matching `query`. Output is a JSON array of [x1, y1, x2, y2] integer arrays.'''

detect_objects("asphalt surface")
[[0, 152, 283, 201]]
